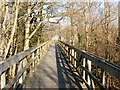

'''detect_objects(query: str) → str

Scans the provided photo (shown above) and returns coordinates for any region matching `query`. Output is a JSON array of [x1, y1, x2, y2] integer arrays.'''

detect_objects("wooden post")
[[41, 46, 43, 57], [36, 49, 39, 65], [18, 61, 23, 84], [23, 57, 27, 81], [38, 48, 41, 62], [72, 49, 74, 65], [1, 72, 6, 89], [66, 46, 68, 57], [12, 64, 16, 78], [83, 58, 86, 80], [32, 52, 35, 68], [91, 80, 95, 89], [87, 59, 91, 86], [100, 70, 105, 86], [74, 51, 77, 68], [68, 48, 70, 62], [70, 49, 72, 63]]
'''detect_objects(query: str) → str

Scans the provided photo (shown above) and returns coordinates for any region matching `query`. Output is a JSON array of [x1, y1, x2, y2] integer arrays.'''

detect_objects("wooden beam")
[[59, 40, 120, 80], [0, 41, 49, 75]]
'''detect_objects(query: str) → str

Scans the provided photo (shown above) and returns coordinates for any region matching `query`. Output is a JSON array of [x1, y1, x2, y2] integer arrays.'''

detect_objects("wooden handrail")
[[58, 40, 120, 89], [0, 41, 49, 75], [0, 40, 51, 89]]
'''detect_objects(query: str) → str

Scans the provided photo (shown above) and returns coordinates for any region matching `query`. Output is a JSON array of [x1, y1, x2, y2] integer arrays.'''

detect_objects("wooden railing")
[[0, 40, 52, 89], [58, 40, 120, 90]]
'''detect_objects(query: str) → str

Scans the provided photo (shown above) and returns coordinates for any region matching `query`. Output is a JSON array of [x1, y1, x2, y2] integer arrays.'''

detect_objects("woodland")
[[0, 0, 120, 89]]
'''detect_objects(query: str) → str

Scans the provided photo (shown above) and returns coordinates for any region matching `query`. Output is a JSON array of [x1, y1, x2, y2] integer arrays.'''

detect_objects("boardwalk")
[[24, 44, 84, 89], [1, 41, 119, 89]]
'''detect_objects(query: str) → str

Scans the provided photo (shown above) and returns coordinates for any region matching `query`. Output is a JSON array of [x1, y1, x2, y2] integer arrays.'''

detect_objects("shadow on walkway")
[[55, 44, 83, 89]]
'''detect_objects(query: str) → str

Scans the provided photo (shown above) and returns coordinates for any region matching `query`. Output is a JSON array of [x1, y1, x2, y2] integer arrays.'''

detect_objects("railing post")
[[68, 47, 70, 62], [87, 59, 91, 86], [66, 46, 68, 57], [41, 46, 43, 57], [70, 49, 72, 63], [23, 57, 27, 81], [83, 58, 86, 80], [32, 52, 35, 68], [38, 48, 41, 63], [1, 72, 6, 89], [36, 49, 39, 65], [72, 49, 74, 65], [100, 70, 105, 86], [11, 64, 16, 78], [18, 61, 23, 84], [74, 51, 77, 68]]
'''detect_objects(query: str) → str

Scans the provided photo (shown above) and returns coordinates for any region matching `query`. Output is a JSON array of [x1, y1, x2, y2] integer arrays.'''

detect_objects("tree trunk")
[[0, 0, 9, 88], [104, 0, 110, 88], [104, 0, 110, 60], [24, 4, 31, 50], [117, 1, 120, 64], [4, 0, 19, 59], [0, 0, 2, 62]]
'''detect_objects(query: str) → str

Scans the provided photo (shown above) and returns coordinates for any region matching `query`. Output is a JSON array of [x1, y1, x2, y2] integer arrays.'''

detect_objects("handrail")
[[0, 40, 52, 89], [0, 41, 49, 75], [58, 40, 120, 89]]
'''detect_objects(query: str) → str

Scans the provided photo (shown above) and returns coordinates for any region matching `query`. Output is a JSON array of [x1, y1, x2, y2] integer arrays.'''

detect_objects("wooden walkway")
[[24, 44, 84, 89]]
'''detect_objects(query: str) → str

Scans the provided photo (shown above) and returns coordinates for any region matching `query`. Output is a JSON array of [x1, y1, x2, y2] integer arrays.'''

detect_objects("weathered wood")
[[83, 58, 86, 80], [59, 40, 120, 80], [0, 41, 49, 75], [100, 70, 105, 86], [87, 59, 91, 86], [82, 52, 120, 80], [59, 43, 106, 89], [59, 40, 120, 89], [0, 41, 51, 89], [2, 57, 37, 90]]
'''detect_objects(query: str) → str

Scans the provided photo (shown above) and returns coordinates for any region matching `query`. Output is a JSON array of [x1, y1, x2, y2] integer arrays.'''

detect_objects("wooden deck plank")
[[24, 44, 83, 89]]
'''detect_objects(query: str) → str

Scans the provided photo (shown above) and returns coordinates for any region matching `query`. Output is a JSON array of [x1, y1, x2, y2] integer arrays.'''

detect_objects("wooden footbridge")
[[0, 40, 120, 90]]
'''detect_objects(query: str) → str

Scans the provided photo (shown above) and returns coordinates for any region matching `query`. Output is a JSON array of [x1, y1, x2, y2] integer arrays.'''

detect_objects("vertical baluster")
[[70, 49, 72, 63], [91, 79, 95, 89], [72, 49, 74, 65], [87, 59, 91, 86], [36, 49, 39, 64], [35, 50, 37, 66], [40, 47, 42, 58], [18, 61, 23, 84], [74, 51, 77, 68], [23, 57, 27, 81], [68, 47, 70, 62], [32, 52, 35, 68], [12, 64, 16, 78], [38, 48, 41, 62], [83, 58, 86, 80], [100, 70, 105, 86], [1, 72, 6, 89], [66, 46, 68, 57], [41, 47, 43, 57]]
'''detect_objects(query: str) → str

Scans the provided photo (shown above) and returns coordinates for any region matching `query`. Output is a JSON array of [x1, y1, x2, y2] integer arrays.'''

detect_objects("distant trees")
[[51, 1, 118, 89], [0, 0, 119, 89]]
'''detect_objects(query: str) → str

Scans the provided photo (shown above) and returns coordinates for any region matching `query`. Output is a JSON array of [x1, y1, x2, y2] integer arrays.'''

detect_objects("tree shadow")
[[55, 44, 83, 90]]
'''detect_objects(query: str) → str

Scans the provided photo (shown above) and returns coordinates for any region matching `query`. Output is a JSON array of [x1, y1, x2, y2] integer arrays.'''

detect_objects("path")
[[24, 44, 84, 89]]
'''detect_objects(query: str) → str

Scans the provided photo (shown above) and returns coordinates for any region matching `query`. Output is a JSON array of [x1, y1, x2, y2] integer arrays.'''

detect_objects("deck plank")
[[24, 44, 83, 89]]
